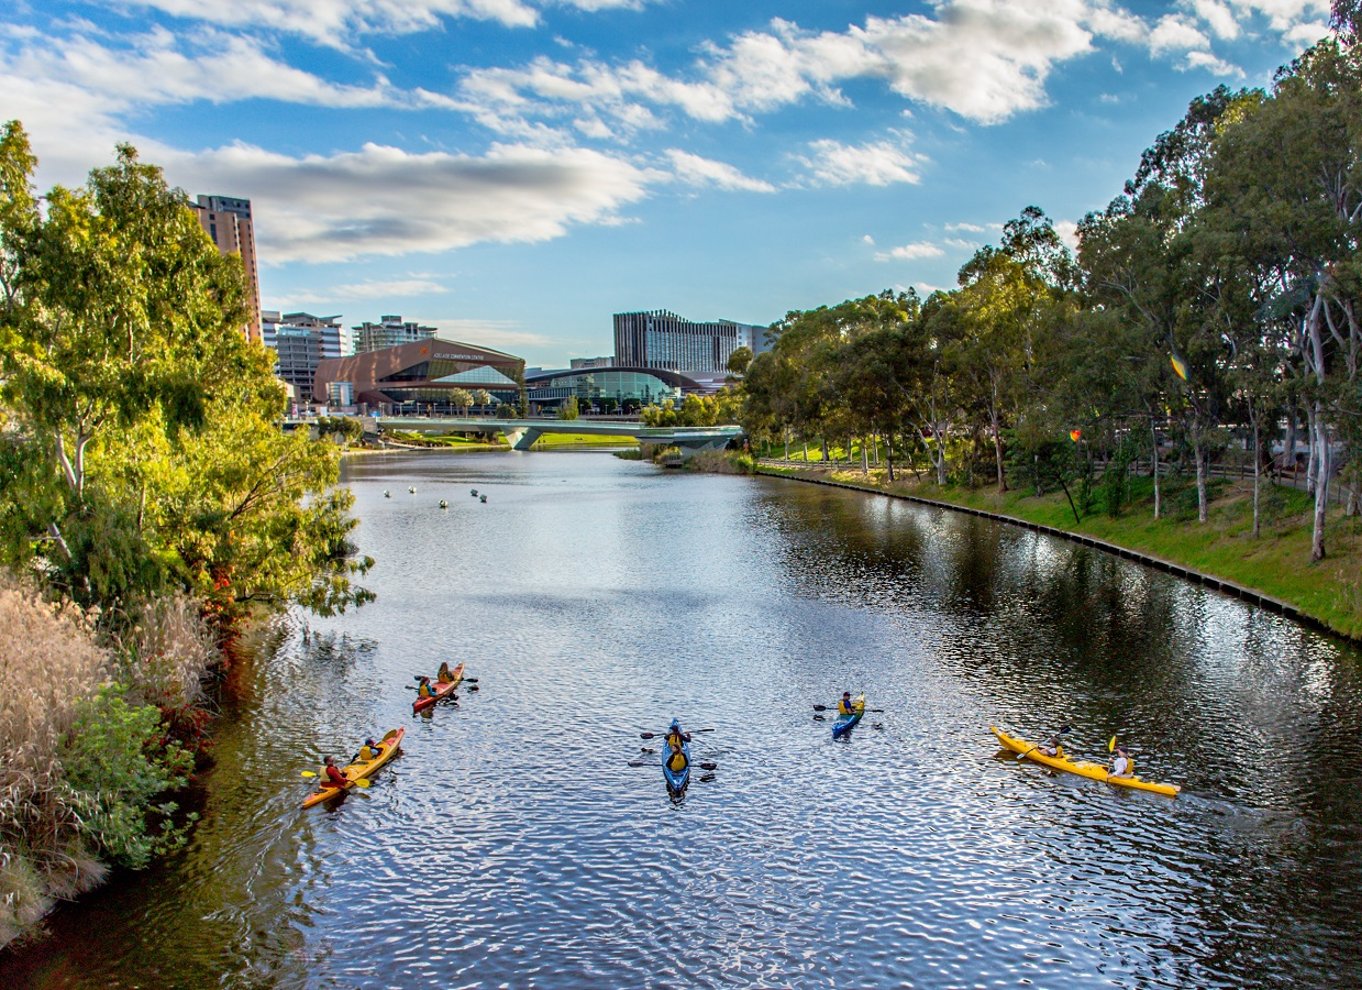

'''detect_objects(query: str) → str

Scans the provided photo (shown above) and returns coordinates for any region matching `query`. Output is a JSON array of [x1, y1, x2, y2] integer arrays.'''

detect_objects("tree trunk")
[[1306, 405, 1318, 494], [784, 434, 790, 459], [1251, 412, 1261, 539], [872, 435, 879, 466], [1194, 432, 1208, 523], [992, 412, 1007, 493], [1284, 405, 1298, 476], [886, 435, 896, 483], [802, 441, 808, 462], [1311, 403, 1329, 560], [861, 438, 869, 474], [821, 437, 830, 462]]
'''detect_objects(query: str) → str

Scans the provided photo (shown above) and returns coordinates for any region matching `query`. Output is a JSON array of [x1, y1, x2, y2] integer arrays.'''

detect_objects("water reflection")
[[5, 452, 1362, 989]]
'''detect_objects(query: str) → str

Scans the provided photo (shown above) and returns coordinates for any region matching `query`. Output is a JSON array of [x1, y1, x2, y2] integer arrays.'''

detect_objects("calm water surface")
[[6, 451, 1362, 989]]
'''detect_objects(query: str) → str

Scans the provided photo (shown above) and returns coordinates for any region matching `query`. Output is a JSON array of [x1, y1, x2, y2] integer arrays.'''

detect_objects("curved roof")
[[524, 365, 702, 389]]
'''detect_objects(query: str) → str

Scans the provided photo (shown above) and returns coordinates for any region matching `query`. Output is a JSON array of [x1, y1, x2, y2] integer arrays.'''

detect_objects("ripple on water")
[[6, 453, 1362, 989]]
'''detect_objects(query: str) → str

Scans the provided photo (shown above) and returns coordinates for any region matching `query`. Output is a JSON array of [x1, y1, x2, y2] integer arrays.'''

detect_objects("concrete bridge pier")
[[503, 427, 543, 450]]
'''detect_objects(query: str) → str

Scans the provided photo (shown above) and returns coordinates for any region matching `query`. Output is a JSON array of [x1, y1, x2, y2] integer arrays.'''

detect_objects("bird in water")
[[408, 486, 416, 493], [383, 490, 391, 498], [480, 494, 488, 503], [439, 499, 448, 509]]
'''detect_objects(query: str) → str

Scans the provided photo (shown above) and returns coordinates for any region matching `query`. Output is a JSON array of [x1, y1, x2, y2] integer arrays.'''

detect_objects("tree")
[[558, 395, 579, 421], [0, 122, 371, 622], [726, 345, 753, 378], [474, 388, 493, 412]]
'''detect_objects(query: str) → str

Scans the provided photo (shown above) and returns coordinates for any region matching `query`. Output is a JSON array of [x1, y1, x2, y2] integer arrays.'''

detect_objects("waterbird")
[[439, 500, 448, 509], [480, 494, 488, 503]]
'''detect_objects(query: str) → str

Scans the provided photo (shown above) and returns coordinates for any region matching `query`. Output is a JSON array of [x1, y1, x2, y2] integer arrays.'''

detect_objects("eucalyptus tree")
[[0, 121, 371, 620], [1202, 35, 1362, 558]]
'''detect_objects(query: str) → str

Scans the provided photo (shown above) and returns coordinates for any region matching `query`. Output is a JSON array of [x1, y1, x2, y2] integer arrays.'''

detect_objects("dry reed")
[[0, 572, 111, 947]]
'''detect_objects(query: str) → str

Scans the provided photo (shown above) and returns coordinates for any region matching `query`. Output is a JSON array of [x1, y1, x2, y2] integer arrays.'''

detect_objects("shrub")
[[61, 684, 195, 869]]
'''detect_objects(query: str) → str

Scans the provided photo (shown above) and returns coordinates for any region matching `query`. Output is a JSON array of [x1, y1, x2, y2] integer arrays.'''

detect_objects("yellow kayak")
[[991, 726, 1180, 797], [302, 727, 404, 809]]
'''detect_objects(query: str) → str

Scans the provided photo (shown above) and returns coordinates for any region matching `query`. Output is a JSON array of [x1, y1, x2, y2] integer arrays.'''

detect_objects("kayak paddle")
[[1015, 725, 1072, 761]]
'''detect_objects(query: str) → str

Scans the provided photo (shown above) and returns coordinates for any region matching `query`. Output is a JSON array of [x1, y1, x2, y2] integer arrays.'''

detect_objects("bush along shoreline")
[[0, 124, 374, 948]]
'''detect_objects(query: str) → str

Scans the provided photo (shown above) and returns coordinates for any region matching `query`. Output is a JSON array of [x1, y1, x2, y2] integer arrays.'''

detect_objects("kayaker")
[[416, 676, 438, 700], [665, 724, 691, 750], [1039, 732, 1067, 758], [666, 739, 688, 773], [837, 692, 855, 716], [437, 661, 457, 684], [1109, 745, 1133, 778], [321, 756, 348, 789], [354, 737, 383, 762]]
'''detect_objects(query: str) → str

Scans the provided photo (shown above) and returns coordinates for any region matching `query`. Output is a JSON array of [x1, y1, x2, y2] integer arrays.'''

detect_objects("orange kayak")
[[413, 663, 464, 713], [302, 727, 404, 809]]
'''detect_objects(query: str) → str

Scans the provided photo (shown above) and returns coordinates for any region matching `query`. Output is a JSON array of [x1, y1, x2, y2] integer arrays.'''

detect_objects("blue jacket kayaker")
[[838, 692, 855, 715], [355, 738, 382, 761], [417, 676, 437, 699]]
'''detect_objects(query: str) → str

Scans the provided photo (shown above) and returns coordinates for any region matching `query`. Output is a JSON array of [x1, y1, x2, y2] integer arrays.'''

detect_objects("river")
[[6, 451, 1362, 989]]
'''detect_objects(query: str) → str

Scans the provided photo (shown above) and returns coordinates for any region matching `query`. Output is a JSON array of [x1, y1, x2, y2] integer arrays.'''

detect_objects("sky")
[[0, 1, 1337, 367]]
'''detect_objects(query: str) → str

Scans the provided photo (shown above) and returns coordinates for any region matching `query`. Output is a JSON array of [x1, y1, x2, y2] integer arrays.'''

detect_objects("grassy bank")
[[760, 462, 1362, 642]]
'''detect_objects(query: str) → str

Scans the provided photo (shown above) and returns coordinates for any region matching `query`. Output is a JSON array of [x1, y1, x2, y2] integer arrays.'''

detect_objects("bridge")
[[291, 415, 744, 457]]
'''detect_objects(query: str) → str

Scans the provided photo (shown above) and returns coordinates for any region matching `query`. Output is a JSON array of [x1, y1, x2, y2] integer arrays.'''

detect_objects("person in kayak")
[[1038, 732, 1067, 758], [354, 737, 383, 762], [321, 756, 349, 789], [837, 692, 856, 715], [1109, 745, 1133, 778], [665, 723, 690, 772], [437, 661, 458, 684], [416, 675, 438, 700]]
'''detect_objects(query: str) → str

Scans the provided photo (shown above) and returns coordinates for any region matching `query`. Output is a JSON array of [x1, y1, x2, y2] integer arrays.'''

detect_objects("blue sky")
[[0, 0, 1335, 366]]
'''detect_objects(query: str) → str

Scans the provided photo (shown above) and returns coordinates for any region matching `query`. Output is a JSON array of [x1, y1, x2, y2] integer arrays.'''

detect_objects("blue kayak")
[[661, 719, 691, 792], [832, 694, 865, 738]]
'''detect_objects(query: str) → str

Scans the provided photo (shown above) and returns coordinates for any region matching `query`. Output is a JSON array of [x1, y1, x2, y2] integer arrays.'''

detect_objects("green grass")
[[763, 463, 1362, 642], [528, 433, 639, 449]]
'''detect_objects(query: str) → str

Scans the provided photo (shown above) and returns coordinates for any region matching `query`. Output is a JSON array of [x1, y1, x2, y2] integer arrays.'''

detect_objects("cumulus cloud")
[[281, 278, 452, 305], [1184, 50, 1244, 74], [875, 241, 945, 261], [164, 141, 663, 263], [665, 150, 775, 192], [797, 137, 922, 187]]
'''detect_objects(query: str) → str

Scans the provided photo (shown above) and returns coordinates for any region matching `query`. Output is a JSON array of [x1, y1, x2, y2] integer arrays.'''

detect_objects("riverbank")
[[758, 462, 1362, 642]]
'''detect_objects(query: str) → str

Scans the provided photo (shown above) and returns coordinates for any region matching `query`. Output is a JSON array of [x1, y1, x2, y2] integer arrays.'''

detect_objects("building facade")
[[569, 356, 615, 369], [313, 337, 524, 412], [352, 315, 438, 354], [194, 195, 262, 344], [613, 310, 766, 374], [525, 366, 705, 414], [262, 311, 352, 406]]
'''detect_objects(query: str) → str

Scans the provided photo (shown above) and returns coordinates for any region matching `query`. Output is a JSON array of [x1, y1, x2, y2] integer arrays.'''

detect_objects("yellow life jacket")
[[438, 671, 455, 684], [419, 682, 436, 698], [668, 750, 687, 772], [838, 700, 854, 715], [359, 745, 381, 761]]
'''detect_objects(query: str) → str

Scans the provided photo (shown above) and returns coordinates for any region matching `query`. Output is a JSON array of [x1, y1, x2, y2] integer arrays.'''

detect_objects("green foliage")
[[315, 415, 362, 443], [558, 395, 580, 421], [0, 121, 371, 624], [61, 684, 195, 869]]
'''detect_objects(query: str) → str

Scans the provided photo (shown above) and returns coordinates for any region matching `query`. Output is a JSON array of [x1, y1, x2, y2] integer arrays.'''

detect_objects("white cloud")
[[798, 137, 922, 187], [1054, 219, 1081, 252], [107, 0, 542, 49], [945, 221, 986, 232], [875, 241, 945, 261], [665, 149, 776, 192], [1191, 0, 1242, 38], [1149, 15, 1211, 52], [418, 318, 555, 350], [1182, 50, 1245, 75], [281, 278, 452, 305], [943, 237, 981, 251], [862, 234, 876, 245], [166, 141, 663, 263]]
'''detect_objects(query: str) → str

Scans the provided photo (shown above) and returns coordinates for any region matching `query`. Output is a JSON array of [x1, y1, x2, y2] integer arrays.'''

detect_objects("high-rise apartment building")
[[613, 310, 766, 374], [352, 315, 438, 353], [194, 195, 262, 344], [262, 311, 352, 403]]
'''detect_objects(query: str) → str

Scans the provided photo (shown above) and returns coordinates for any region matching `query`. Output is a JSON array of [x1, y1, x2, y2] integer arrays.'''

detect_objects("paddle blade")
[[693, 728, 715, 733], [353, 778, 371, 788], [639, 732, 655, 739], [698, 762, 717, 771], [812, 704, 828, 712], [1108, 735, 1117, 753], [300, 770, 318, 778]]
